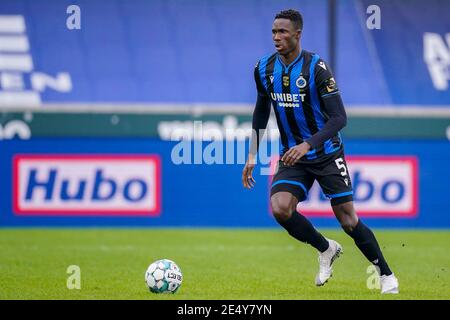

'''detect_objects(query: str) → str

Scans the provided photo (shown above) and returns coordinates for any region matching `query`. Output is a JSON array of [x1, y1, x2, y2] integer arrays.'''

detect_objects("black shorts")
[[270, 148, 353, 206]]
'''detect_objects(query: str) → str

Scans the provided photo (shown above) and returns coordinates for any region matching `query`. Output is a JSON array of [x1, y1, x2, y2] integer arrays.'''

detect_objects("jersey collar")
[[277, 50, 303, 72]]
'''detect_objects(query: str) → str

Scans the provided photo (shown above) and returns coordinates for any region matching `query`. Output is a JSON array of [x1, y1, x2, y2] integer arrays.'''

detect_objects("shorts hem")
[[270, 184, 306, 202], [330, 194, 353, 206]]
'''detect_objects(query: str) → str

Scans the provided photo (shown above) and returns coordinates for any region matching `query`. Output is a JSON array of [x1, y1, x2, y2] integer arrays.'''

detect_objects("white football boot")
[[380, 273, 399, 294], [315, 239, 343, 286]]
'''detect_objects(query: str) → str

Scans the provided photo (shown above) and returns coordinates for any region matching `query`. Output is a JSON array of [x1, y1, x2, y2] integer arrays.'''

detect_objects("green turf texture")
[[0, 228, 448, 300]]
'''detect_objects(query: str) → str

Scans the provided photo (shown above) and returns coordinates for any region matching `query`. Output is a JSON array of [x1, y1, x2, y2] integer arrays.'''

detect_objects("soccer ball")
[[145, 259, 183, 294]]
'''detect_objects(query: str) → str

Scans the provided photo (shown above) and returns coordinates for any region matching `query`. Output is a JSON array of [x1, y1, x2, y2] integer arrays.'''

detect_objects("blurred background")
[[0, 0, 449, 228]]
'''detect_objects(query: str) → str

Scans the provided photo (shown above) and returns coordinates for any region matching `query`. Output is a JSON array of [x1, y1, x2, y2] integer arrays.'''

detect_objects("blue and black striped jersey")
[[255, 50, 344, 160]]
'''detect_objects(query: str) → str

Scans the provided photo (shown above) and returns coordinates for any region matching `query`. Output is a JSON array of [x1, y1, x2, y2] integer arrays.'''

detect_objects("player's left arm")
[[282, 59, 347, 166], [304, 59, 347, 149]]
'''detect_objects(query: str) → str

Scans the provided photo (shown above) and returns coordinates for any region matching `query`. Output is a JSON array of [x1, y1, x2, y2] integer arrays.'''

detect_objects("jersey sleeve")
[[314, 59, 340, 99], [250, 61, 271, 155], [254, 61, 268, 97]]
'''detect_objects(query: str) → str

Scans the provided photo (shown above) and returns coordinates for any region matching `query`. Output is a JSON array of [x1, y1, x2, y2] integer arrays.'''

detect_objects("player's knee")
[[340, 220, 355, 233], [333, 203, 358, 233], [339, 214, 358, 233], [270, 198, 293, 222]]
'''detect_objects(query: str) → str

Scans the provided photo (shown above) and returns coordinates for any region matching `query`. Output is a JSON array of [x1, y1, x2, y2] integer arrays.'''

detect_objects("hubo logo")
[[13, 155, 161, 216], [295, 156, 418, 217], [424, 32, 450, 91], [0, 15, 72, 107]]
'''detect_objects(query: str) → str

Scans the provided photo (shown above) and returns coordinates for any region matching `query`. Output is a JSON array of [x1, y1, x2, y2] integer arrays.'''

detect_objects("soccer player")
[[242, 9, 399, 294]]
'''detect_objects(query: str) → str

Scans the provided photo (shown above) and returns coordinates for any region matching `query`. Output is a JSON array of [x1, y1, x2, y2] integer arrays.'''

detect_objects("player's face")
[[272, 19, 300, 55]]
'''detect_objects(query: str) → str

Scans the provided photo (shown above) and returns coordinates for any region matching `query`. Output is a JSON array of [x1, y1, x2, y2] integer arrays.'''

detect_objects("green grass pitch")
[[0, 228, 449, 300]]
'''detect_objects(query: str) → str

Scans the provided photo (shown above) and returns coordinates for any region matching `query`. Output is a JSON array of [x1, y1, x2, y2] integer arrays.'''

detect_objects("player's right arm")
[[243, 62, 271, 189]]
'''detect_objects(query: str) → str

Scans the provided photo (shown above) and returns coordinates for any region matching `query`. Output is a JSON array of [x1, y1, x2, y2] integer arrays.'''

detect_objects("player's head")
[[272, 9, 303, 55]]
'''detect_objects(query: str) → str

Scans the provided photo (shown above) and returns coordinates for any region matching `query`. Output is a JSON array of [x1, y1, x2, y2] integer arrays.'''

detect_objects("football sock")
[[346, 219, 392, 276], [276, 211, 329, 253]]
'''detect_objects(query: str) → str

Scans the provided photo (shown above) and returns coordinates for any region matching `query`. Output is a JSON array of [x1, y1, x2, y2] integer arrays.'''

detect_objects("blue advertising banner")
[[0, 138, 449, 228], [358, 0, 450, 104]]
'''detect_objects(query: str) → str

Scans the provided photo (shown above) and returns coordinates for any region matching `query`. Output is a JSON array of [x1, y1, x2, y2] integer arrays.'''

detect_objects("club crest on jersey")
[[296, 75, 307, 89], [326, 77, 338, 93]]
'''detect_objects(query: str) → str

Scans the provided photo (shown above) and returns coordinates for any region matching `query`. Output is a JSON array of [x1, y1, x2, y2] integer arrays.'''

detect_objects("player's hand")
[[242, 154, 256, 189], [281, 142, 311, 166]]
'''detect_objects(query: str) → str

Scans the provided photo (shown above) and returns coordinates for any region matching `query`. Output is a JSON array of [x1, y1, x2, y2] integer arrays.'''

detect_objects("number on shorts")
[[335, 158, 348, 176]]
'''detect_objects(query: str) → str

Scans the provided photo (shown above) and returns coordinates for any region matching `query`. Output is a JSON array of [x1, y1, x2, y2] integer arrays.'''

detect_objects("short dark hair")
[[275, 9, 303, 31]]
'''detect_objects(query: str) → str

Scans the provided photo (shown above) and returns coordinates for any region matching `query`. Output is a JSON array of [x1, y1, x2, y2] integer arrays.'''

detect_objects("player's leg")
[[271, 189, 342, 287], [316, 149, 398, 293], [331, 201, 391, 275], [331, 201, 399, 293], [310, 150, 355, 286], [270, 191, 329, 252], [318, 150, 394, 277], [270, 161, 329, 253]]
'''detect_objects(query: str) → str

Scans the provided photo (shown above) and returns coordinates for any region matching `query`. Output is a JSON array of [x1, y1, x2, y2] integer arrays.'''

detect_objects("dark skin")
[[243, 18, 359, 231]]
